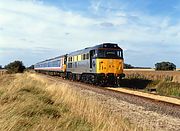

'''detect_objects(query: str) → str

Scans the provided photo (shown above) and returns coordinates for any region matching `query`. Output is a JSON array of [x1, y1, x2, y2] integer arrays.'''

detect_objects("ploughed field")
[[1, 73, 180, 131]]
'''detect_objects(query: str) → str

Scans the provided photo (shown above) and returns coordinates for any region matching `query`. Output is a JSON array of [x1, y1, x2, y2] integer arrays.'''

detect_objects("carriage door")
[[90, 50, 95, 68]]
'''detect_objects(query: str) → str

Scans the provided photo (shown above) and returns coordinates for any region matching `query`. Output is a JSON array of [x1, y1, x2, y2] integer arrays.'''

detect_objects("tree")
[[27, 65, 34, 69], [155, 62, 176, 71], [124, 63, 134, 69], [5, 61, 26, 73], [0, 65, 2, 69]]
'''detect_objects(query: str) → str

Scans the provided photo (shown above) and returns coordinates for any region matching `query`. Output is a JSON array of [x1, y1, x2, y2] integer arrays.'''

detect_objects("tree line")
[[0, 60, 177, 74], [124, 61, 176, 71]]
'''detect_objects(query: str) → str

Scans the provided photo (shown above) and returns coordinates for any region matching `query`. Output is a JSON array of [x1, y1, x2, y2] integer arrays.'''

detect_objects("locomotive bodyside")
[[66, 48, 92, 74], [66, 43, 125, 85]]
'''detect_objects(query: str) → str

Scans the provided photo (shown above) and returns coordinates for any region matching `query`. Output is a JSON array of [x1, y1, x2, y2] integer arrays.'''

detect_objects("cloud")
[[90, 0, 102, 13], [0, 0, 97, 49], [0, 0, 180, 66], [100, 22, 114, 28], [0, 47, 68, 66]]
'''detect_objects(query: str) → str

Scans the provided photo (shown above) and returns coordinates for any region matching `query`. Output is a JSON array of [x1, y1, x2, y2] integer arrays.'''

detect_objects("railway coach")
[[34, 55, 67, 77], [34, 43, 125, 86]]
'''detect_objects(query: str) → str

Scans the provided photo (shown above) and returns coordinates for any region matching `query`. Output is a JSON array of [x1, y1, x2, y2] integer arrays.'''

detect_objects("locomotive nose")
[[97, 59, 123, 75]]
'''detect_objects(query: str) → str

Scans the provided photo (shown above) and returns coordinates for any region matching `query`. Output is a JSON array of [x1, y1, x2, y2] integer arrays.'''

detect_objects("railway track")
[[106, 87, 180, 106], [36, 73, 180, 118]]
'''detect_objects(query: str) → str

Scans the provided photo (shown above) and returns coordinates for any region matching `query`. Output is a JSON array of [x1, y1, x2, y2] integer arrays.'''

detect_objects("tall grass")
[[125, 72, 174, 82], [156, 82, 180, 97], [123, 71, 180, 98], [124, 70, 180, 82], [0, 73, 136, 131]]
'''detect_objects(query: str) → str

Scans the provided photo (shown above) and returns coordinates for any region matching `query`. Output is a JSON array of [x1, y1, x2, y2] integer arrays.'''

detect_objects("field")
[[123, 69, 180, 97], [124, 69, 180, 82], [0, 73, 135, 131]]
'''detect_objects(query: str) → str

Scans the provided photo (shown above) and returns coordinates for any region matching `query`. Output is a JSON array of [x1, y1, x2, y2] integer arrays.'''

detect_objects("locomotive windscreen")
[[97, 49, 123, 58]]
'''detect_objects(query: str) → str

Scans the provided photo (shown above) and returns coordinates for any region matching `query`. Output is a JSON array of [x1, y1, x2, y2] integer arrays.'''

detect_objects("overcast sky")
[[0, 0, 180, 67]]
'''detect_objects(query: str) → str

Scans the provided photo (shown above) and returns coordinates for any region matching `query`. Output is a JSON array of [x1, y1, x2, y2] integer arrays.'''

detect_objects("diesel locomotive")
[[34, 43, 125, 86]]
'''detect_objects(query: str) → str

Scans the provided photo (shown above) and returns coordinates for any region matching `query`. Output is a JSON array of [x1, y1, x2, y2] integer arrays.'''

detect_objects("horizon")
[[0, 0, 180, 67]]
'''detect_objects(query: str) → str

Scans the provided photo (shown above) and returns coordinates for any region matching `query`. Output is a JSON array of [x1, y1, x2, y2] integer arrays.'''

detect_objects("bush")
[[155, 62, 176, 71], [5, 61, 25, 73], [28, 65, 34, 70], [124, 63, 134, 69]]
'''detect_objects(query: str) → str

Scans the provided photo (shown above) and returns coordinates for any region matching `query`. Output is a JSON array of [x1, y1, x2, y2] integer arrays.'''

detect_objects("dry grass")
[[155, 82, 180, 97], [0, 70, 7, 76], [124, 70, 180, 83], [177, 68, 180, 71], [0, 73, 135, 131], [123, 70, 180, 98]]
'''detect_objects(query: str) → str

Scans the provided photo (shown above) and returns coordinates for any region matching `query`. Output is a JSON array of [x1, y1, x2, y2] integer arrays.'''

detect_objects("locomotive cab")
[[90, 43, 125, 85]]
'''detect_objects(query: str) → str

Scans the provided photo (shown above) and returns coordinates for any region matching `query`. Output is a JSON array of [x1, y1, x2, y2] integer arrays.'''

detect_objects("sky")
[[0, 0, 180, 67]]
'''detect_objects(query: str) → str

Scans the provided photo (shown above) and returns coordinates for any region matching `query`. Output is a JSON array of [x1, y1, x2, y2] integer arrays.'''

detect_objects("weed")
[[0, 90, 4, 97], [54, 103, 69, 113], [38, 95, 54, 105], [0, 94, 22, 105], [56, 116, 92, 131], [18, 86, 45, 95], [42, 106, 61, 118], [156, 82, 180, 97], [12, 119, 33, 131]]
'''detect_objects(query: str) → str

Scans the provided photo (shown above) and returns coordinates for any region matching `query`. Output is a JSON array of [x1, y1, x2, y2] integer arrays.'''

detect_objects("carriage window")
[[71, 57, 72, 62], [68, 57, 70, 62], [83, 54, 86, 60], [86, 53, 89, 59], [68, 57, 73, 62], [81, 54, 83, 60], [78, 55, 81, 61]]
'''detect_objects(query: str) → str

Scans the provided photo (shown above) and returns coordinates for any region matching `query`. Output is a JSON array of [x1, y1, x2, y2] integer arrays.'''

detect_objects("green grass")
[[0, 90, 4, 96], [156, 82, 180, 97], [123, 73, 180, 98], [121, 78, 180, 98]]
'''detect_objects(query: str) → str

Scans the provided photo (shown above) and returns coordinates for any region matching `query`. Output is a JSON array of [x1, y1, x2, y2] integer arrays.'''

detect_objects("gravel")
[[40, 74, 180, 131]]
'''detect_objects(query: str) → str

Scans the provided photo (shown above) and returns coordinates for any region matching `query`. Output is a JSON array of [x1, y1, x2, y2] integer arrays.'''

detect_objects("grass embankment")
[[155, 82, 180, 97], [0, 73, 134, 131], [122, 72, 180, 98]]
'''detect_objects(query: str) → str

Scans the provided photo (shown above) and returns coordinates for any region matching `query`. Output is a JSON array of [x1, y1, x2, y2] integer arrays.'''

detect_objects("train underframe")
[[35, 70, 125, 87]]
